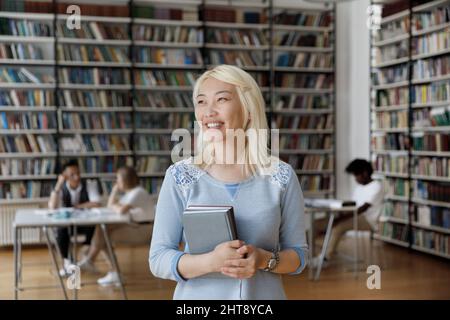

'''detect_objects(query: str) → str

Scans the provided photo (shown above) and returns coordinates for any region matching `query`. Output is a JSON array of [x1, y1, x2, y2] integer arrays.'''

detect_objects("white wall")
[[335, 0, 371, 199]]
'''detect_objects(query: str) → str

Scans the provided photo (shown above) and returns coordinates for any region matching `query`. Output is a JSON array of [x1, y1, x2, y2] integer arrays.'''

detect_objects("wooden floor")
[[1, 236, 449, 300]]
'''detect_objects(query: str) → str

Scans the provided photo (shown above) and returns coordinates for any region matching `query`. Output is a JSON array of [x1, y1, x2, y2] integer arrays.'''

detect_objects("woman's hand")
[[220, 245, 271, 279], [111, 183, 119, 194], [208, 240, 246, 273], [54, 174, 66, 192]]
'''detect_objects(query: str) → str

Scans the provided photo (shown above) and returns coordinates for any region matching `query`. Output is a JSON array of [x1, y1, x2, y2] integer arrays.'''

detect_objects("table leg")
[[308, 211, 315, 280], [100, 224, 128, 300], [353, 209, 358, 278], [43, 226, 68, 300], [314, 212, 335, 281], [13, 226, 19, 300], [73, 226, 77, 300]]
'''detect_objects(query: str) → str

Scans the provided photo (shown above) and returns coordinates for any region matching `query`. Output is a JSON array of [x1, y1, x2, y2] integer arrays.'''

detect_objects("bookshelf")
[[370, 0, 450, 259], [0, 0, 338, 246]]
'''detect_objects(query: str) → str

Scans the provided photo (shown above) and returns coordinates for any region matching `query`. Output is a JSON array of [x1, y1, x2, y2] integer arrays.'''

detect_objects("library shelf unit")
[[370, 0, 450, 259]]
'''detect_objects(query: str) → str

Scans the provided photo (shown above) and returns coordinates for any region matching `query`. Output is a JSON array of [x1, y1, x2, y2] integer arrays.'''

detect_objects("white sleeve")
[[86, 179, 101, 203], [365, 182, 383, 205]]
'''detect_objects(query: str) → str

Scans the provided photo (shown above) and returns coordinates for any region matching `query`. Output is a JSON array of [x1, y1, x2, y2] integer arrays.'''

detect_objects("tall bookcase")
[[0, 0, 336, 244], [370, 0, 450, 259]]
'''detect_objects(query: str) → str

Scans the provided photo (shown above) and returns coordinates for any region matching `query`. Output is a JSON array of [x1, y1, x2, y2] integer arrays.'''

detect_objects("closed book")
[[182, 205, 237, 254]]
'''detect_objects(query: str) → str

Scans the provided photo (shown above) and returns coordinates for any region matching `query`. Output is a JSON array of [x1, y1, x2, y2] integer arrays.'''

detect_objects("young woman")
[[149, 65, 308, 300], [79, 166, 154, 286]]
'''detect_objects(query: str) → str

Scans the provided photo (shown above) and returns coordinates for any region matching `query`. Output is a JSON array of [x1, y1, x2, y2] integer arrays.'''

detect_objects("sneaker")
[[59, 258, 71, 277], [78, 257, 99, 274], [97, 271, 120, 287]]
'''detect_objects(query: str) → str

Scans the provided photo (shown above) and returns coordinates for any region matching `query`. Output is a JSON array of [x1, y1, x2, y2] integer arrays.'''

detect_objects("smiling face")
[[194, 77, 247, 142]]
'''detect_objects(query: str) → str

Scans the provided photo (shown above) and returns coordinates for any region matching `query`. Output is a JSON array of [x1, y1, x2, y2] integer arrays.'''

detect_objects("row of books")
[[375, 87, 409, 107], [279, 134, 332, 150], [411, 228, 449, 255], [373, 16, 409, 42], [141, 177, 164, 195], [372, 65, 408, 85], [0, 43, 44, 61], [0, 134, 56, 153], [373, 154, 408, 174], [58, 134, 130, 153], [413, 180, 450, 202], [0, 67, 54, 84], [135, 92, 192, 109], [134, 48, 203, 65], [0, 158, 56, 176], [412, 6, 450, 32], [56, 21, 128, 40], [272, 114, 333, 130], [58, 90, 130, 108], [413, 106, 450, 128], [0, 181, 53, 200], [382, 201, 409, 220], [0, 90, 54, 107], [411, 81, 450, 104], [134, 25, 202, 43], [203, 8, 263, 24], [58, 68, 130, 85], [371, 132, 409, 150], [55, 3, 129, 18], [61, 113, 131, 130], [299, 175, 333, 192], [134, 70, 196, 87], [0, 112, 56, 130], [207, 50, 264, 67], [206, 29, 267, 46], [273, 95, 331, 110], [412, 132, 450, 151], [383, 178, 409, 197], [0, 18, 52, 37], [275, 32, 331, 48], [274, 74, 333, 89], [413, 55, 450, 80], [373, 41, 408, 64], [275, 52, 333, 68], [280, 154, 333, 171], [136, 156, 171, 174], [0, 0, 53, 13], [372, 110, 408, 129], [132, 6, 198, 21], [415, 205, 450, 229], [136, 135, 173, 151], [273, 12, 332, 27], [378, 221, 409, 243], [135, 113, 192, 129], [57, 45, 130, 63], [412, 29, 450, 56], [412, 156, 450, 178], [74, 156, 133, 174]]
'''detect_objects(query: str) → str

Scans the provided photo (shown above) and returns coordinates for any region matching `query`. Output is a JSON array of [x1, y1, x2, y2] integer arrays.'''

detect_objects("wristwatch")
[[263, 250, 280, 272]]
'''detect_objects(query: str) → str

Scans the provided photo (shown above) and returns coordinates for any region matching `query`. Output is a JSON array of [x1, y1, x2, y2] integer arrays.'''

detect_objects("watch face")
[[268, 259, 277, 269]]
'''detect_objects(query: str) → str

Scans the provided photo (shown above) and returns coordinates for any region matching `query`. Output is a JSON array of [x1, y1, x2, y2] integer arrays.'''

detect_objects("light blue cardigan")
[[149, 157, 309, 300]]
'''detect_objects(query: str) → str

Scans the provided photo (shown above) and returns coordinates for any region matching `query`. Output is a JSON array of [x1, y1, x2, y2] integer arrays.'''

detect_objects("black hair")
[[62, 159, 79, 171], [345, 159, 373, 176]]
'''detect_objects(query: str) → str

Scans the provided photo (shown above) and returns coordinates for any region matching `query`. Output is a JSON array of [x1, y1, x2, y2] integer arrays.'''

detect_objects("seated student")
[[48, 159, 102, 276], [78, 166, 154, 286], [322, 159, 384, 261]]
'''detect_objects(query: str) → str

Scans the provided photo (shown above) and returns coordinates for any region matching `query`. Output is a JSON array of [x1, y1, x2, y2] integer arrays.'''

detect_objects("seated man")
[[48, 159, 102, 276], [324, 159, 384, 260]]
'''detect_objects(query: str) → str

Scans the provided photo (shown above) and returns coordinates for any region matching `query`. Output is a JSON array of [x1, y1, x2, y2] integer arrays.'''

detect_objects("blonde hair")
[[192, 65, 273, 176]]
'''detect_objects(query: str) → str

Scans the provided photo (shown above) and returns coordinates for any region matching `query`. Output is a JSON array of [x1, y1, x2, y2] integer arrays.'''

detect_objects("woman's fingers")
[[224, 259, 247, 267], [237, 244, 254, 255], [228, 240, 245, 248]]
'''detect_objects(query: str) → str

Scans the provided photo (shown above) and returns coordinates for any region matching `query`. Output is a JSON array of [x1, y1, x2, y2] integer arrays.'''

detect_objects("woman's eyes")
[[196, 97, 229, 105], [217, 97, 229, 102]]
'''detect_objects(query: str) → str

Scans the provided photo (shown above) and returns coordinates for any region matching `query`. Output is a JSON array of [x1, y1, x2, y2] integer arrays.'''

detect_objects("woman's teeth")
[[206, 122, 223, 128]]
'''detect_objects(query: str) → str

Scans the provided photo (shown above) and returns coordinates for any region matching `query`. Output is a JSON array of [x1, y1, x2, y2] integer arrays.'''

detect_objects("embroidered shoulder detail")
[[170, 157, 205, 192], [269, 161, 291, 190]]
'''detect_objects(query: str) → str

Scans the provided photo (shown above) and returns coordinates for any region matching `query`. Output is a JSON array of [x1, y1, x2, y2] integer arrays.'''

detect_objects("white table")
[[13, 208, 130, 300], [305, 205, 359, 281]]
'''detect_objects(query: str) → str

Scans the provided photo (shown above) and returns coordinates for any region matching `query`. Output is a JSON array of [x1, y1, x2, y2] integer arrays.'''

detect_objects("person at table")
[[78, 166, 154, 286], [323, 159, 384, 261], [48, 159, 102, 276]]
